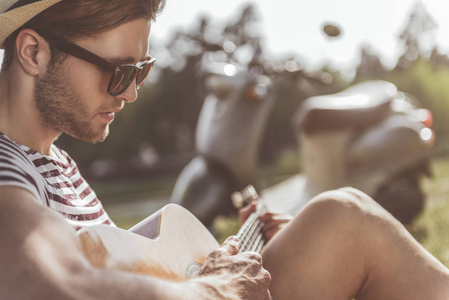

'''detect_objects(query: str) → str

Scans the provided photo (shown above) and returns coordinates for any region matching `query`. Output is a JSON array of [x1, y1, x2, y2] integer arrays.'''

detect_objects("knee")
[[316, 187, 376, 209], [302, 187, 391, 227]]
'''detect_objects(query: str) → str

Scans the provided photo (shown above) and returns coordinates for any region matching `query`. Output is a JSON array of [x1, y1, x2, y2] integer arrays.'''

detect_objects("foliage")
[[387, 58, 449, 144], [352, 1, 449, 152]]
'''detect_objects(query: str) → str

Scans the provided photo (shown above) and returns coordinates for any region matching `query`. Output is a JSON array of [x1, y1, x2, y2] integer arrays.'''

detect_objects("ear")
[[15, 29, 52, 76]]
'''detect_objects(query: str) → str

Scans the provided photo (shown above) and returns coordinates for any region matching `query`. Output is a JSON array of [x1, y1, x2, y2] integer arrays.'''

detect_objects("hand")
[[239, 200, 292, 240], [198, 236, 271, 300]]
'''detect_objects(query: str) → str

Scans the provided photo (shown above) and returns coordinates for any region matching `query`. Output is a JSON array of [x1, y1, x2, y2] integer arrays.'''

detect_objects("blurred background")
[[50, 0, 449, 182], [3, 0, 449, 264]]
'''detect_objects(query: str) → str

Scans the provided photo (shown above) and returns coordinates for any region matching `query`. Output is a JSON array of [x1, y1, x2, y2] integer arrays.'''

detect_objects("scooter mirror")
[[322, 23, 341, 38]]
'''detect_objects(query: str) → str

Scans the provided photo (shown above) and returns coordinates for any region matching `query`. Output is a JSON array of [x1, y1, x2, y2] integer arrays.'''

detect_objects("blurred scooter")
[[170, 62, 275, 228], [263, 80, 434, 224], [170, 12, 433, 226]]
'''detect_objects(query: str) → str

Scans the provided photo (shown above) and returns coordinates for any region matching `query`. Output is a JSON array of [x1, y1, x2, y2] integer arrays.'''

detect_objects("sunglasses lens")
[[136, 61, 154, 88], [108, 59, 155, 96], [108, 66, 136, 96]]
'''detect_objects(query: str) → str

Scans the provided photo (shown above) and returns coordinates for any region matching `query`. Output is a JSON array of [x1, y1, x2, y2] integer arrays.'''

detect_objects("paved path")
[[104, 174, 312, 223]]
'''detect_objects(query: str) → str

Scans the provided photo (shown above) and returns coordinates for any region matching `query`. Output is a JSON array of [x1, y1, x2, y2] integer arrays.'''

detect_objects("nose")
[[119, 79, 138, 103]]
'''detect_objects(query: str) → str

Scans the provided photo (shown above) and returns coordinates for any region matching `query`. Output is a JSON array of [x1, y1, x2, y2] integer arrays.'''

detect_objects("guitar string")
[[237, 203, 262, 242], [237, 217, 254, 251], [238, 204, 264, 252], [244, 220, 263, 252], [241, 213, 260, 251], [237, 202, 267, 254], [237, 214, 258, 252]]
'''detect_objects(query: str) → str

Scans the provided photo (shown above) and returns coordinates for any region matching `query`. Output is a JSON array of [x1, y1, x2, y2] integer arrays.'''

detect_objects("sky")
[[149, 0, 449, 77], [1, 0, 447, 77]]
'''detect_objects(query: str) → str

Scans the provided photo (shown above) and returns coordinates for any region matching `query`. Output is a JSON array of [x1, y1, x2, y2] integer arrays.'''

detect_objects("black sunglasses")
[[41, 33, 156, 96]]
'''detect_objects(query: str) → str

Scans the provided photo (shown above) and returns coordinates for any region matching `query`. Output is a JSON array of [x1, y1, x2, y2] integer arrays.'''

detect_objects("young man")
[[0, 1, 270, 299], [0, 1, 448, 299]]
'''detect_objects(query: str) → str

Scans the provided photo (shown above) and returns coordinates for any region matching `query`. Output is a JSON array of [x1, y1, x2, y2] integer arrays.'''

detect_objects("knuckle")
[[224, 243, 239, 255], [243, 251, 263, 263], [207, 248, 226, 260], [263, 269, 272, 283]]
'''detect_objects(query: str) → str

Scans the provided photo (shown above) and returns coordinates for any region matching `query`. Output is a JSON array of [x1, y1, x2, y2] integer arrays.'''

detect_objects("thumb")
[[220, 236, 241, 255]]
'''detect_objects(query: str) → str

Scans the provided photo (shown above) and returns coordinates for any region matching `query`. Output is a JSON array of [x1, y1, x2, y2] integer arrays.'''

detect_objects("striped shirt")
[[0, 133, 115, 230]]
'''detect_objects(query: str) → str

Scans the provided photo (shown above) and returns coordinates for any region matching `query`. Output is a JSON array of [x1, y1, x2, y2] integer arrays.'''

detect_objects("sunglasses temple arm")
[[55, 40, 117, 71]]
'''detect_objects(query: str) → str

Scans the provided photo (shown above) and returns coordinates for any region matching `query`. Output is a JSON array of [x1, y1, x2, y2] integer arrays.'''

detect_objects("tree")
[[395, 1, 437, 70], [355, 44, 387, 81]]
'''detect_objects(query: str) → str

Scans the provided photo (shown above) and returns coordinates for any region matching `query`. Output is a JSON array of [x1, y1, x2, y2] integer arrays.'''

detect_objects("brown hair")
[[1, 0, 166, 70]]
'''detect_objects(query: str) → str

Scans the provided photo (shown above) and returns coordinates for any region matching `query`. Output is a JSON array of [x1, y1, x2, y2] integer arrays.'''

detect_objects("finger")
[[266, 289, 272, 300], [263, 217, 290, 233], [238, 200, 257, 225], [264, 268, 272, 284], [259, 211, 275, 222], [265, 218, 292, 238], [264, 226, 281, 240], [259, 211, 292, 223], [220, 236, 241, 255], [240, 251, 263, 264]]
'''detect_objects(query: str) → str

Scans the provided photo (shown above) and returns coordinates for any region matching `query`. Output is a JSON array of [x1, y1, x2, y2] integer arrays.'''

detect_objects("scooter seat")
[[293, 80, 397, 134]]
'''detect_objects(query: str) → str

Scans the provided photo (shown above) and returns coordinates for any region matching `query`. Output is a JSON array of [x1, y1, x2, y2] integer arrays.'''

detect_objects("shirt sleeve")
[[0, 140, 46, 204]]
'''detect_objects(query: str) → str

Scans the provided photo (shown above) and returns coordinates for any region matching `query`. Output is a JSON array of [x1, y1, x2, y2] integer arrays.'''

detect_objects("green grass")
[[90, 175, 177, 203], [412, 156, 449, 267]]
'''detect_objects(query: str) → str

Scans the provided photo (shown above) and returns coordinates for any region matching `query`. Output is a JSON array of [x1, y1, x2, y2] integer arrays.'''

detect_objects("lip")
[[99, 112, 115, 122], [105, 107, 122, 114], [99, 107, 122, 122]]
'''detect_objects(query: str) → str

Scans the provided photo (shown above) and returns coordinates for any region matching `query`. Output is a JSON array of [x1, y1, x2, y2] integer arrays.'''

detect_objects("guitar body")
[[77, 204, 220, 281]]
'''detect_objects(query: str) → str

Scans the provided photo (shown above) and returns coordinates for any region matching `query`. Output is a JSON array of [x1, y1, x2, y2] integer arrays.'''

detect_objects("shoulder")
[[0, 133, 32, 162], [0, 134, 47, 204]]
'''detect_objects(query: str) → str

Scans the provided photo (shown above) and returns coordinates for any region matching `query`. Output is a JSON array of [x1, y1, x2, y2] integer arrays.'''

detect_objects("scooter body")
[[170, 64, 275, 227], [172, 73, 433, 226], [264, 80, 434, 223]]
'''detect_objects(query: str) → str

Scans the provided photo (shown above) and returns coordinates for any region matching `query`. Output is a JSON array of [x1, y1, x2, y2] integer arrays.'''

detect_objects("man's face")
[[33, 18, 152, 143]]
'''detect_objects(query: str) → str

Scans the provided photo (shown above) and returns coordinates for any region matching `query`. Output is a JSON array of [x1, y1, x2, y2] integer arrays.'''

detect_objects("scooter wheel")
[[374, 178, 425, 224]]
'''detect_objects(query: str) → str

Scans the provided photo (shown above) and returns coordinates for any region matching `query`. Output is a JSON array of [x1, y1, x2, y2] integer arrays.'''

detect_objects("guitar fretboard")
[[236, 201, 267, 254]]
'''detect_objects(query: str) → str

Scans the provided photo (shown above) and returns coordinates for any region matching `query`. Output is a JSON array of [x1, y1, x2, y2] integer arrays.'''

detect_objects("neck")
[[236, 201, 267, 254], [0, 69, 60, 155]]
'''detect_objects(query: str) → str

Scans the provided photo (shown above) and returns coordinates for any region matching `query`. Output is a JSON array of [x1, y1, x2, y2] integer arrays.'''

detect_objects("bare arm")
[[0, 186, 270, 300]]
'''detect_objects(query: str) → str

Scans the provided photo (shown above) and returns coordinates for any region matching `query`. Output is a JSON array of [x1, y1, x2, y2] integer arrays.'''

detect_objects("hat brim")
[[0, 0, 62, 49]]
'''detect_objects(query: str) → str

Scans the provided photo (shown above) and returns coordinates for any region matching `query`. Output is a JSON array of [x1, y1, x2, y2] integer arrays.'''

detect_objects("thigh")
[[262, 188, 449, 300]]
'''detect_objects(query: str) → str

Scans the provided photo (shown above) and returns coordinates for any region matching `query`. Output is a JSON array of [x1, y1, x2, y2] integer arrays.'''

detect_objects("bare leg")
[[262, 188, 449, 300]]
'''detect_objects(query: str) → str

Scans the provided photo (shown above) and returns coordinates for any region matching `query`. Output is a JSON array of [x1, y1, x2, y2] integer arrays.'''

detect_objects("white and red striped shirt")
[[0, 133, 115, 230]]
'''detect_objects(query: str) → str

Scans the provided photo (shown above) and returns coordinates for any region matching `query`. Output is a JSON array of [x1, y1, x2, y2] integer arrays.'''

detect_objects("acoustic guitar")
[[77, 185, 267, 281]]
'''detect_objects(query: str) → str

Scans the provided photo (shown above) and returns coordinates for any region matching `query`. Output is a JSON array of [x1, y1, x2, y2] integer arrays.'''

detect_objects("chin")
[[67, 125, 110, 144]]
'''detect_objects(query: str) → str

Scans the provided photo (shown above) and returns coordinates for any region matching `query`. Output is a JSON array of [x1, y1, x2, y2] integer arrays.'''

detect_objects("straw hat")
[[0, 0, 62, 48]]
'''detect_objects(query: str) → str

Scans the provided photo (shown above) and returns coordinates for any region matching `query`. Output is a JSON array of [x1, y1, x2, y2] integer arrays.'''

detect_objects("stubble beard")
[[33, 60, 110, 144]]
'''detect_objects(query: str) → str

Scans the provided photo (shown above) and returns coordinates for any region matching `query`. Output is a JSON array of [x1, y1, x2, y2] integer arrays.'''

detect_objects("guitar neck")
[[236, 201, 267, 254]]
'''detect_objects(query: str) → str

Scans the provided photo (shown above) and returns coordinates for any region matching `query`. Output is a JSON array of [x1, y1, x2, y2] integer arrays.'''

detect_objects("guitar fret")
[[245, 222, 262, 252], [252, 236, 262, 253], [239, 215, 260, 250], [254, 238, 264, 253], [237, 214, 257, 250], [237, 201, 267, 254], [250, 232, 264, 252]]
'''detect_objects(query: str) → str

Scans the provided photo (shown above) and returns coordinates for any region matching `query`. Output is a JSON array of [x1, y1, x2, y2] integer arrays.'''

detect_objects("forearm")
[[1, 187, 269, 300], [62, 266, 238, 300], [0, 187, 202, 300], [70, 266, 200, 300], [3, 257, 207, 300]]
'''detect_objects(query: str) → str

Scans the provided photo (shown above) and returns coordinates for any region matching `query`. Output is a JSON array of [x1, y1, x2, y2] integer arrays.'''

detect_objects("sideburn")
[[33, 59, 102, 143]]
